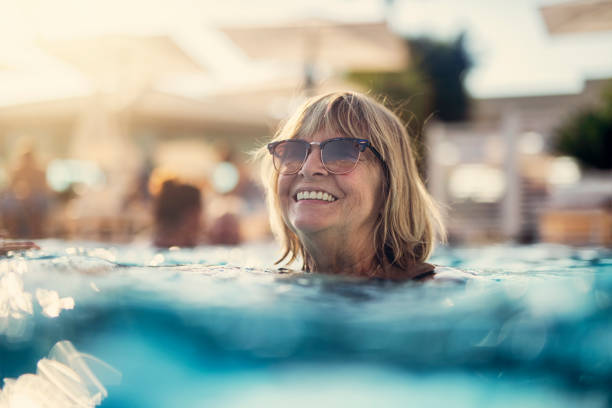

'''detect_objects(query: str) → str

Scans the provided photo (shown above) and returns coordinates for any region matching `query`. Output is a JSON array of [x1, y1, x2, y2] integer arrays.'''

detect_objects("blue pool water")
[[1, 241, 611, 407]]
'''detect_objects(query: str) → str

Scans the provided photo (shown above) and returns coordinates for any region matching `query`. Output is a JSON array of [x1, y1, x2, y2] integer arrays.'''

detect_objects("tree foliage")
[[346, 69, 428, 133], [555, 84, 612, 170], [347, 32, 473, 126], [346, 33, 473, 173], [409, 33, 472, 122]]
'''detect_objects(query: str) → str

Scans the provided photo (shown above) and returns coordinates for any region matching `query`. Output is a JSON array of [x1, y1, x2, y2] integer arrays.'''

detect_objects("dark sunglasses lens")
[[322, 139, 360, 173], [273, 141, 308, 174]]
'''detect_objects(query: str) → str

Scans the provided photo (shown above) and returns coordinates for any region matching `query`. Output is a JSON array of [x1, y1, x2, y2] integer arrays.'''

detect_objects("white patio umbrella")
[[0, 35, 211, 217], [40, 34, 206, 109], [219, 19, 410, 92]]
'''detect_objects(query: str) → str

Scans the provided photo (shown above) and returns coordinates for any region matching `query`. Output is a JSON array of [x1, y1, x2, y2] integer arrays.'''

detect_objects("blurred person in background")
[[204, 145, 255, 245], [153, 179, 203, 248], [208, 212, 241, 245], [0, 144, 51, 238], [122, 156, 154, 212]]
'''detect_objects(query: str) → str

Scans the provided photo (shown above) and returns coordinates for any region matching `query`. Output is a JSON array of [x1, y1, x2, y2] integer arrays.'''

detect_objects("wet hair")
[[154, 180, 201, 227], [255, 91, 446, 271]]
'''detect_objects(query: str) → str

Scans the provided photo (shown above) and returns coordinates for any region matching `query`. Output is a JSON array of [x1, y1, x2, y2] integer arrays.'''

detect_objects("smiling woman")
[[256, 91, 446, 281]]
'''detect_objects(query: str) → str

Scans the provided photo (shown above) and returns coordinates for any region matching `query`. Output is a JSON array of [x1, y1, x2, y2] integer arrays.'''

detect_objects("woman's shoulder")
[[393, 263, 475, 283]]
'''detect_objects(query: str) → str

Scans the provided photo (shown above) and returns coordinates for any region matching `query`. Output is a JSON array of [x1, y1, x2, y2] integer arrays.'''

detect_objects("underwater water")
[[0, 241, 611, 407]]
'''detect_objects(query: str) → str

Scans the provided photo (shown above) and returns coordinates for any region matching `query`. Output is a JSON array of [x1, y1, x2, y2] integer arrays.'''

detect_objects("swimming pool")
[[1, 241, 611, 407]]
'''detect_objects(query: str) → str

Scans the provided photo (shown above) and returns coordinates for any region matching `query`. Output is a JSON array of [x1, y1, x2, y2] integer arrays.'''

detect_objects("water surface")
[[1, 241, 610, 407]]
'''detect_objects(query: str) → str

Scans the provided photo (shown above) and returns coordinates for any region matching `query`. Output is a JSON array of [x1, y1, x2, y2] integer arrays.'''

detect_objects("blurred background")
[[0, 0, 610, 247]]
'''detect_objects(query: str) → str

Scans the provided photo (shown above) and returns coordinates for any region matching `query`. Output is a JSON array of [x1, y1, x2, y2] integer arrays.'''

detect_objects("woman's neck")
[[299, 231, 379, 277]]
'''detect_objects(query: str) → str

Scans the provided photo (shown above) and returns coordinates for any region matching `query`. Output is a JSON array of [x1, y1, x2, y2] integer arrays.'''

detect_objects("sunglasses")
[[267, 137, 384, 175]]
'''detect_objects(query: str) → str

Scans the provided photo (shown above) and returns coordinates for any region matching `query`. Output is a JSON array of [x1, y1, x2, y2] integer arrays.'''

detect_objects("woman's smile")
[[294, 190, 337, 202], [286, 183, 342, 232]]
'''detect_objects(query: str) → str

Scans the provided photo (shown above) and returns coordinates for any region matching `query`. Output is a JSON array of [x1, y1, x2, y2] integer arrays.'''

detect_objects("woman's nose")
[[299, 146, 328, 177]]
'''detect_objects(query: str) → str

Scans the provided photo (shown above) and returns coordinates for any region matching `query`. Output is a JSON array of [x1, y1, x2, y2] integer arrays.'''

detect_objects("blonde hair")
[[255, 91, 445, 271]]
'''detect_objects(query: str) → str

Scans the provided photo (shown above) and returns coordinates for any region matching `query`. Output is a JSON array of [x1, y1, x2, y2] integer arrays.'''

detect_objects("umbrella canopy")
[[0, 35, 211, 190], [40, 35, 206, 93], [540, 0, 612, 34], [202, 75, 366, 122], [220, 19, 410, 72], [0, 45, 92, 108]]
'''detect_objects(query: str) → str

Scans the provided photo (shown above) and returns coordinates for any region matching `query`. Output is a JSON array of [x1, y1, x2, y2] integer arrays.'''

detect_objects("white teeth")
[[296, 191, 336, 202]]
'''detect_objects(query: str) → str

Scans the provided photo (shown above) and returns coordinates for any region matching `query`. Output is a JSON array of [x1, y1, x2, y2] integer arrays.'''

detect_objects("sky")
[[0, 0, 611, 100], [390, 0, 612, 97]]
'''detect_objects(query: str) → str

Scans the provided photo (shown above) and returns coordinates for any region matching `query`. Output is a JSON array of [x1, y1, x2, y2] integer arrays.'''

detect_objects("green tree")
[[347, 33, 473, 173], [555, 84, 612, 170], [409, 33, 472, 122], [346, 69, 428, 133], [348, 32, 472, 125]]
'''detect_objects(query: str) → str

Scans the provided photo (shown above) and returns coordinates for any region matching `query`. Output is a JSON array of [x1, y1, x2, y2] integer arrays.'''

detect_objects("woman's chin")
[[290, 217, 334, 235]]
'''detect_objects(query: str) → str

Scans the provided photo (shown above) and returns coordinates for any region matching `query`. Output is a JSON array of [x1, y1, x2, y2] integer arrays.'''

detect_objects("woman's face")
[[277, 130, 385, 241]]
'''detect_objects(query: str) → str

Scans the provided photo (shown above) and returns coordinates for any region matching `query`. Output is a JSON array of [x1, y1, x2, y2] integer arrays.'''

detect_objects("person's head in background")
[[208, 212, 241, 245], [153, 179, 202, 248]]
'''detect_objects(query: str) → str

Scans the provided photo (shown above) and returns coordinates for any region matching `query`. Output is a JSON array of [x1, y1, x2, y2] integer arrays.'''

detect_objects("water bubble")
[[9, 259, 28, 275], [2, 272, 33, 315], [35, 289, 75, 318], [149, 254, 165, 267], [87, 248, 116, 263]]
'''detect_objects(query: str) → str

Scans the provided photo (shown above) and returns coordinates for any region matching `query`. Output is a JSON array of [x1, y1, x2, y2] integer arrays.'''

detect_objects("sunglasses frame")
[[267, 137, 384, 175]]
